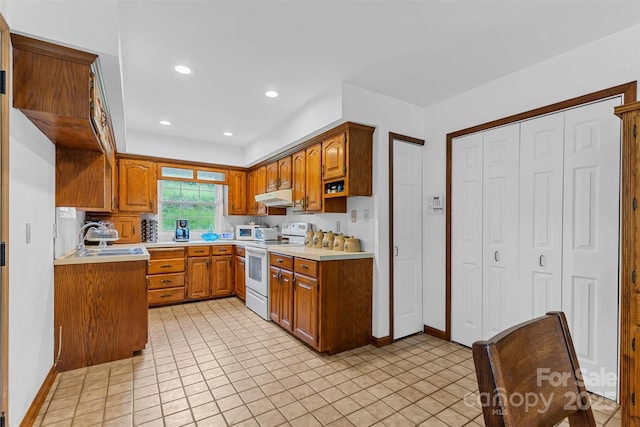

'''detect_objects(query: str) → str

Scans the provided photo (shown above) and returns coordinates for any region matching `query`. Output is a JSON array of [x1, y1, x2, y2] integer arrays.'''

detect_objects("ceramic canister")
[[322, 231, 335, 250], [333, 234, 345, 251], [344, 236, 361, 252], [304, 230, 314, 247], [312, 230, 324, 248]]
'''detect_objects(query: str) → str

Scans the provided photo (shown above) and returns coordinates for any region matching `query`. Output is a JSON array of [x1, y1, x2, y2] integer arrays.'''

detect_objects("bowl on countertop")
[[201, 232, 220, 241]]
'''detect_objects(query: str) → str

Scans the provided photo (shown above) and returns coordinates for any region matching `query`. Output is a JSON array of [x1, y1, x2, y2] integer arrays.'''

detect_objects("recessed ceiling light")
[[174, 65, 192, 75], [159, 120, 171, 126], [223, 132, 233, 137], [265, 90, 279, 98]]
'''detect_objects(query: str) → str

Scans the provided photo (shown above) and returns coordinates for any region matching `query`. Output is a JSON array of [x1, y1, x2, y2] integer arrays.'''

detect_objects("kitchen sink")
[[77, 247, 146, 257]]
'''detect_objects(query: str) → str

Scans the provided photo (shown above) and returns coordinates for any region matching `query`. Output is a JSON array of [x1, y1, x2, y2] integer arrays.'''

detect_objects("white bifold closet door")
[[561, 98, 621, 400], [518, 111, 565, 321], [482, 124, 520, 338], [451, 132, 483, 345]]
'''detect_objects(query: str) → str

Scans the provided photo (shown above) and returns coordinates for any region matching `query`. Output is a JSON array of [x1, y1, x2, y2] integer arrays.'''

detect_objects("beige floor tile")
[[345, 408, 377, 427], [69, 408, 103, 426], [191, 401, 221, 421], [289, 413, 323, 427], [312, 404, 343, 425], [223, 404, 253, 425], [164, 409, 194, 427], [255, 408, 287, 427], [279, 401, 308, 421]]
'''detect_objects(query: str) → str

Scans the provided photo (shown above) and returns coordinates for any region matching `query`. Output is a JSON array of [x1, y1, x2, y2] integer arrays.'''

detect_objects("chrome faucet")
[[77, 222, 103, 252]]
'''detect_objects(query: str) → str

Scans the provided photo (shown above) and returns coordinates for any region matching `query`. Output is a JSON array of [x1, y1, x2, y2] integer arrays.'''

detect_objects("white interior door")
[[393, 139, 423, 339], [518, 112, 564, 321], [451, 132, 483, 346], [482, 124, 520, 338], [562, 97, 621, 399]]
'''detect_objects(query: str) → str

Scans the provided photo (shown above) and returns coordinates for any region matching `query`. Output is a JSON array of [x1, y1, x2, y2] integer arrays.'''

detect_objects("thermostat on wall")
[[428, 195, 444, 215]]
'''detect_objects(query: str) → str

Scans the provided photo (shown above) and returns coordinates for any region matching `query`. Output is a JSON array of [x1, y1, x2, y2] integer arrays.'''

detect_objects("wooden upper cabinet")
[[247, 168, 259, 215], [266, 156, 292, 192], [255, 166, 267, 215], [266, 162, 279, 193], [322, 134, 346, 181], [278, 156, 292, 190], [306, 144, 323, 212], [118, 159, 157, 212], [292, 150, 306, 211], [228, 170, 247, 215], [11, 33, 115, 155]]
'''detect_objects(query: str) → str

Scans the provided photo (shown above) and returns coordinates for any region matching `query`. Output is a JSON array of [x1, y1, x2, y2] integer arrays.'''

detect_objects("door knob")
[[394, 246, 399, 256]]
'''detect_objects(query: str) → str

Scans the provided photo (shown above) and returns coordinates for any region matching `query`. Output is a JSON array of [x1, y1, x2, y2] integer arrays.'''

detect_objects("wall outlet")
[[350, 210, 357, 223], [364, 209, 370, 222], [335, 221, 341, 233], [26, 223, 31, 244]]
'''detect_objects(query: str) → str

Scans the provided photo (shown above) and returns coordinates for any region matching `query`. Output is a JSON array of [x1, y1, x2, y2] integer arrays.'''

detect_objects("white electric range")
[[244, 222, 311, 320]]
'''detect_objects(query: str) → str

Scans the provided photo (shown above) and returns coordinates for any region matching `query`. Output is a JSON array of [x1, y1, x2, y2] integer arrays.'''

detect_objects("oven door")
[[245, 246, 268, 296]]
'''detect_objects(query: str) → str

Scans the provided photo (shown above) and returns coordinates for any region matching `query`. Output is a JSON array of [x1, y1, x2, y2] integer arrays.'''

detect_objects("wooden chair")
[[472, 311, 596, 427]]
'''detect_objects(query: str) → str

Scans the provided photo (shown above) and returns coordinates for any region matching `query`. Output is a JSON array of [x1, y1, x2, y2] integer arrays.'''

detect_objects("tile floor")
[[35, 297, 621, 426]]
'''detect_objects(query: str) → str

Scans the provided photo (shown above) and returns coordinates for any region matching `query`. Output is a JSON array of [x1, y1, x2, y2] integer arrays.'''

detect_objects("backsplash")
[[54, 208, 85, 258]]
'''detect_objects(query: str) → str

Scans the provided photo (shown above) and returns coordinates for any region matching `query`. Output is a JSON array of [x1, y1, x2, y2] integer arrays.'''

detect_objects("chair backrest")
[[472, 311, 596, 427]]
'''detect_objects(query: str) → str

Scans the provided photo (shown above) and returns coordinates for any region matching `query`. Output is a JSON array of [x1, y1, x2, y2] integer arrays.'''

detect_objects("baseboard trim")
[[20, 365, 57, 427], [370, 335, 392, 347], [423, 325, 449, 341]]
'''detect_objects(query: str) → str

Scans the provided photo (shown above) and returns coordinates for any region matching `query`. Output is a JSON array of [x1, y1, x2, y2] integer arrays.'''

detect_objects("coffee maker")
[[174, 219, 190, 242]]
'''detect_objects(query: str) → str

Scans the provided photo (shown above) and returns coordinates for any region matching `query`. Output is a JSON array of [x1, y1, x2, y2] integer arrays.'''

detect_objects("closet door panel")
[[451, 132, 483, 346], [562, 97, 621, 399], [519, 112, 564, 321], [482, 124, 520, 338]]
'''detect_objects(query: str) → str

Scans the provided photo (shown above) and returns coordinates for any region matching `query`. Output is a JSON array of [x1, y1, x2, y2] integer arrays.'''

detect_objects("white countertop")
[[54, 244, 150, 266], [144, 239, 238, 248], [266, 246, 374, 261]]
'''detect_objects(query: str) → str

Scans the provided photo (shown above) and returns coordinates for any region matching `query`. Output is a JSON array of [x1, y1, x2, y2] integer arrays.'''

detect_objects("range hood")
[[255, 189, 293, 207]]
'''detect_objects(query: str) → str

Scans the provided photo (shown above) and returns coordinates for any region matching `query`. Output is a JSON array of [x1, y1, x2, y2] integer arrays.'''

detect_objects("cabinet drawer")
[[294, 258, 318, 277], [148, 258, 185, 274], [188, 246, 211, 257], [270, 254, 293, 270], [148, 287, 184, 305], [148, 247, 185, 260], [211, 245, 233, 255], [148, 273, 185, 290], [235, 246, 245, 257]]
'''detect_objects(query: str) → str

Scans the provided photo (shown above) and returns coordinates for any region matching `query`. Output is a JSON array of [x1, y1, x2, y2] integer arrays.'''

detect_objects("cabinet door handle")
[[160, 279, 173, 284], [160, 293, 173, 298], [193, 249, 206, 253], [149, 201, 153, 210], [160, 264, 172, 268], [276, 258, 284, 264], [539, 255, 545, 267], [132, 225, 135, 235], [300, 264, 309, 269], [494, 251, 499, 262]]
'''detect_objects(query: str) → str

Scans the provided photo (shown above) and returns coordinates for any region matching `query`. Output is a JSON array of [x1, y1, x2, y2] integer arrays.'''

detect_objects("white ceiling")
[[10, 1, 640, 153]]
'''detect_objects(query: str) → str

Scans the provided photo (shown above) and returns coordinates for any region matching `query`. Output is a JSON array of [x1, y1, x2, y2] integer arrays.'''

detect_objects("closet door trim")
[[443, 81, 636, 341]]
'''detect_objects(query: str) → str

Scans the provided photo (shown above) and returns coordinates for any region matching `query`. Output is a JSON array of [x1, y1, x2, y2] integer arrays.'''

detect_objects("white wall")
[[8, 111, 56, 425], [422, 24, 640, 332], [341, 82, 425, 338]]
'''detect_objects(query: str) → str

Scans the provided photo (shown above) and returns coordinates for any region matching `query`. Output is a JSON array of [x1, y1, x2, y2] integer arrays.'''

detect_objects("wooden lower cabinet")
[[147, 247, 186, 306], [211, 255, 233, 297], [269, 254, 294, 331], [234, 254, 246, 301], [269, 254, 373, 354], [54, 260, 147, 371], [185, 245, 234, 301]]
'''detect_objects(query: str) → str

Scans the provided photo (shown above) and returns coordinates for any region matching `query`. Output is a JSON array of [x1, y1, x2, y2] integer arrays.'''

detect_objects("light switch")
[[364, 209, 370, 222], [350, 210, 357, 223], [26, 223, 31, 244]]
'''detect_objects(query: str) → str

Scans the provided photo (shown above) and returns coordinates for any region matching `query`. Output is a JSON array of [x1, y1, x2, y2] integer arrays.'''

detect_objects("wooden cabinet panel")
[[228, 170, 247, 215], [266, 161, 279, 193], [148, 258, 185, 275], [211, 255, 233, 297], [280, 270, 294, 331], [247, 168, 258, 215], [149, 247, 185, 260], [187, 257, 210, 300], [292, 150, 306, 211], [54, 261, 147, 371], [294, 258, 318, 277], [256, 166, 267, 215], [294, 273, 319, 348], [211, 245, 233, 255], [322, 133, 346, 181], [235, 246, 245, 257], [56, 147, 114, 212], [278, 156, 292, 190], [234, 256, 246, 301], [269, 266, 281, 323], [270, 254, 293, 271], [306, 143, 323, 212], [148, 273, 185, 290], [188, 246, 211, 257], [109, 215, 140, 244], [148, 287, 185, 305], [118, 159, 157, 212]]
